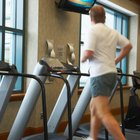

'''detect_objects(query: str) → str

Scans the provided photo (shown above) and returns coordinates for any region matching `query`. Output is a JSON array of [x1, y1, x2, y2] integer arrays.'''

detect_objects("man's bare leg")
[[90, 97, 126, 140], [90, 100, 102, 140]]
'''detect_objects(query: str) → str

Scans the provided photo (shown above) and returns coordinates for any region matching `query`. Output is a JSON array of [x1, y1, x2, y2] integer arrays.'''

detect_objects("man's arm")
[[115, 43, 132, 65], [81, 50, 94, 63]]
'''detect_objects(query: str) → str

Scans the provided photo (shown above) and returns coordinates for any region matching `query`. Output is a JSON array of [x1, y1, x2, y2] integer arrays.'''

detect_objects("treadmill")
[[64, 68, 128, 140], [6, 58, 70, 140], [0, 61, 50, 140], [122, 71, 140, 140], [66, 71, 140, 140], [0, 61, 18, 122], [6, 56, 89, 140]]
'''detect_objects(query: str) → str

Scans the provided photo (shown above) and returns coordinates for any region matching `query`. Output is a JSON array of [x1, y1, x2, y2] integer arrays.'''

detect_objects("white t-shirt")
[[84, 23, 130, 77]]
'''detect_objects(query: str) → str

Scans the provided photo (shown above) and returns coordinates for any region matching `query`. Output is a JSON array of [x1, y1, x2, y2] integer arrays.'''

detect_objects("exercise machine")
[[66, 71, 140, 140], [0, 60, 48, 139], [122, 71, 140, 140], [0, 61, 18, 122], [0, 61, 48, 139], [2, 40, 90, 140], [7, 40, 90, 140], [6, 58, 71, 140], [64, 69, 124, 140], [6, 55, 89, 140]]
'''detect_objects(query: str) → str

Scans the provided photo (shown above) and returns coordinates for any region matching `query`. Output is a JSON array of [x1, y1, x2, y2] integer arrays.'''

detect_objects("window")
[[0, 0, 25, 91], [79, 5, 129, 87]]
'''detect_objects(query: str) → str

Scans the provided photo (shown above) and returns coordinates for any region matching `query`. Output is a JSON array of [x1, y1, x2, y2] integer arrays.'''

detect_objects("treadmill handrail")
[[0, 72, 48, 140], [40, 73, 73, 140], [117, 73, 140, 82], [51, 71, 90, 77]]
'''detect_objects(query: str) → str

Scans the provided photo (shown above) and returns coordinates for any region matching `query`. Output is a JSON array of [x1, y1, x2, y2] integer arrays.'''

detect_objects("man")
[[81, 5, 132, 140]]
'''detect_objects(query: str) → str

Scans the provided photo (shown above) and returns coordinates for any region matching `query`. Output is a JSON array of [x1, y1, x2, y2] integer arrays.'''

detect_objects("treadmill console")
[[0, 61, 17, 73], [40, 57, 79, 73], [0, 61, 10, 71], [45, 57, 65, 69]]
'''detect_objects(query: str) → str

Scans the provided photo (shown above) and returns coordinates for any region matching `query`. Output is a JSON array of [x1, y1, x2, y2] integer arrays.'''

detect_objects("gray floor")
[[73, 136, 84, 140]]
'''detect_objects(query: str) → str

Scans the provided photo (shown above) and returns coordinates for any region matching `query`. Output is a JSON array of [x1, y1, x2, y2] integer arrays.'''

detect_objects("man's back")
[[85, 23, 130, 77], [86, 23, 118, 77]]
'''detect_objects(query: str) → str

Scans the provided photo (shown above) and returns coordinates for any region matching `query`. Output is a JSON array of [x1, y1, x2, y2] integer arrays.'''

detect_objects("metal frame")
[[0, 66, 18, 122]]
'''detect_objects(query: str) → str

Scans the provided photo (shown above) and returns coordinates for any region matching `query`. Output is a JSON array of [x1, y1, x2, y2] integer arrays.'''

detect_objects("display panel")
[[56, 0, 96, 14]]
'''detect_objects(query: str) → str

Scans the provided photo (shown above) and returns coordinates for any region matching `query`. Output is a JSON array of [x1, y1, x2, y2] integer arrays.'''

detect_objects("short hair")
[[89, 5, 106, 23]]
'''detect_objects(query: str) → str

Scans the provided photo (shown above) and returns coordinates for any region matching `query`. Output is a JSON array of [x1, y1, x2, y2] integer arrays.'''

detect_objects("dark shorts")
[[90, 73, 117, 97]]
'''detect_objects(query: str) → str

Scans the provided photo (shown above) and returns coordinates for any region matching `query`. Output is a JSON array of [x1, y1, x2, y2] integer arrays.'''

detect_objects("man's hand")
[[115, 43, 132, 65], [81, 50, 94, 63]]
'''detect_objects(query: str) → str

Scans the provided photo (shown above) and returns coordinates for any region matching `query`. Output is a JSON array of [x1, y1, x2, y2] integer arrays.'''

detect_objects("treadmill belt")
[[75, 123, 140, 140], [22, 133, 68, 140], [75, 123, 114, 140]]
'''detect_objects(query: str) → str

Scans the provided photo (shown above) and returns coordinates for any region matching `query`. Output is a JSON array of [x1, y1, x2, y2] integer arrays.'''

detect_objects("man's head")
[[89, 5, 106, 24]]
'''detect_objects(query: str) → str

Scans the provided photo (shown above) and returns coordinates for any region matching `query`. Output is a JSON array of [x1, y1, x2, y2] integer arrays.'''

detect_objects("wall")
[[0, 0, 140, 137], [35, 0, 82, 127]]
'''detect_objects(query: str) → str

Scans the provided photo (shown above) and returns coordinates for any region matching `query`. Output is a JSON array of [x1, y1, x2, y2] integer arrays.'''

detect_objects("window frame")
[[0, 0, 25, 91]]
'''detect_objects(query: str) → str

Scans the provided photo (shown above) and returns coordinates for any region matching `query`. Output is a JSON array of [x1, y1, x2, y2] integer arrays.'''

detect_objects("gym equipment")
[[6, 56, 89, 140], [0, 61, 18, 122], [68, 72, 140, 140], [123, 71, 140, 140], [0, 61, 48, 139], [64, 69, 123, 140], [6, 59, 69, 140], [0, 61, 48, 137], [6, 40, 88, 140], [117, 73, 140, 140]]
